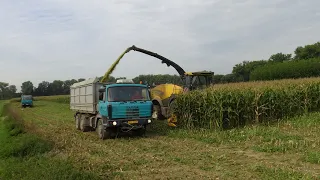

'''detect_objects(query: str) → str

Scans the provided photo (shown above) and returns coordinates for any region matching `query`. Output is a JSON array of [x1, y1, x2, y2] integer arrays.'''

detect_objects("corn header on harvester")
[[100, 45, 215, 127]]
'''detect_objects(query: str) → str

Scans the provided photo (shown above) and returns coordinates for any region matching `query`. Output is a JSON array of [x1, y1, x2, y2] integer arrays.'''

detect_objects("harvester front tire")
[[153, 105, 165, 120]]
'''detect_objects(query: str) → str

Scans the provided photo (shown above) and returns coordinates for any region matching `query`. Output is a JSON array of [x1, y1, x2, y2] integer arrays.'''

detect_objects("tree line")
[[0, 75, 183, 100], [1, 41, 319, 100], [215, 41, 320, 83]]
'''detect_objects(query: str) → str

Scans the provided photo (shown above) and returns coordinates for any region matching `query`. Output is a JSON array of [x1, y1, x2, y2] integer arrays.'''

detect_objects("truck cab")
[[96, 80, 153, 139], [21, 95, 33, 108]]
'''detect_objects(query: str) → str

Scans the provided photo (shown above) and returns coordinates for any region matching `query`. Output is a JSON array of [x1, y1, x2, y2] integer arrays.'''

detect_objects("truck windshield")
[[22, 96, 32, 100], [108, 86, 150, 102]]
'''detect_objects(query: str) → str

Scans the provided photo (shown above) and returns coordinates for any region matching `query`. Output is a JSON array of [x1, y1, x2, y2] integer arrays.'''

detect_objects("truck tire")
[[96, 119, 112, 139], [80, 115, 90, 132], [75, 114, 81, 130]]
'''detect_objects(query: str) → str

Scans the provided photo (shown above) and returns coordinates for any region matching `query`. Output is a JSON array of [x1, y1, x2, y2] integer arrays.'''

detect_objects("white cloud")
[[0, 0, 319, 91]]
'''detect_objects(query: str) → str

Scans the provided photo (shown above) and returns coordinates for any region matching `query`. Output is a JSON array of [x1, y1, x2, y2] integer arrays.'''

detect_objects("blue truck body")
[[21, 95, 33, 107], [70, 78, 153, 139]]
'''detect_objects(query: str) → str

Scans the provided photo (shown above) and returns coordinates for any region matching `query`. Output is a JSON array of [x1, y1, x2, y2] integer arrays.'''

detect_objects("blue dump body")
[[98, 83, 153, 127], [21, 95, 33, 107]]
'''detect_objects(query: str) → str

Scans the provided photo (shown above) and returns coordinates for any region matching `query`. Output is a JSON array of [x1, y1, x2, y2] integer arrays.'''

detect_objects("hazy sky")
[[0, 0, 319, 91]]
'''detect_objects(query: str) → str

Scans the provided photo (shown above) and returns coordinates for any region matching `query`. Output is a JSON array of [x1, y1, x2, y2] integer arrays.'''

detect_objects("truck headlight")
[[147, 119, 151, 123], [112, 121, 117, 126]]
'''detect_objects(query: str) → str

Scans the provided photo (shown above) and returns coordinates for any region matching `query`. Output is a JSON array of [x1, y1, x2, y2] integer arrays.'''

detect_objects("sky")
[[0, 0, 319, 92]]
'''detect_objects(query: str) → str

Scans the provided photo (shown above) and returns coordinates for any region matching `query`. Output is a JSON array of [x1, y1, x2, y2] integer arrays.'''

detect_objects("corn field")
[[173, 78, 320, 130]]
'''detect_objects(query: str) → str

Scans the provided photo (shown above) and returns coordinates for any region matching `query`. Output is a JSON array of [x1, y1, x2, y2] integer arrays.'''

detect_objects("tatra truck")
[[70, 77, 153, 139]]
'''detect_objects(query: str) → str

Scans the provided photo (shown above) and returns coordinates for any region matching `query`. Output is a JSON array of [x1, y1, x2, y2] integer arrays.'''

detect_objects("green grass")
[[2, 98, 320, 179], [0, 101, 101, 180], [252, 165, 316, 180], [305, 151, 320, 164]]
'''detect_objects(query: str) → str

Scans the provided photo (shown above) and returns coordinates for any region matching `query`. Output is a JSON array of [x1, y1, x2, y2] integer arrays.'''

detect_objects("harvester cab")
[[183, 71, 214, 91]]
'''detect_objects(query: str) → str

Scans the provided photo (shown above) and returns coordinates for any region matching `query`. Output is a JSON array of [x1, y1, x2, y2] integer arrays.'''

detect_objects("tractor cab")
[[183, 71, 214, 91]]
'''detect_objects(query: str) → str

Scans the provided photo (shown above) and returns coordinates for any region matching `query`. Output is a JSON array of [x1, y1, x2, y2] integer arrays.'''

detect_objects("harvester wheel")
[[152, 105, 165, 120], [168, 100, 178, 127]]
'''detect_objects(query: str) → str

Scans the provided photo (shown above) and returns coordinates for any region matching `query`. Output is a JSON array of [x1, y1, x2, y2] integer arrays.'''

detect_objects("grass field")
[[1, 99, 320, 179]]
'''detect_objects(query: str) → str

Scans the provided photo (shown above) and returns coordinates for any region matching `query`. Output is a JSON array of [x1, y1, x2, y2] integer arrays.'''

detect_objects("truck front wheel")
[[97, 119, 112, 139], [75, 114, 81, 130]]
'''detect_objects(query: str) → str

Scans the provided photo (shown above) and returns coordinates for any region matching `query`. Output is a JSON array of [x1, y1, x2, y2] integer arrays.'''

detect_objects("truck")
[[21, 95, 33, 108], [70, 77, 153, 139]]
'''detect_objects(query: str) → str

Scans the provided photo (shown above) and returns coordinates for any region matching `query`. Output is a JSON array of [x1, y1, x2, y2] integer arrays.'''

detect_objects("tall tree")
[[269, 53, 292, 62], [63, 79, 77, 94], [213, 75, 224, 84], [232, 60, 268, 81], [8, 85, 17, 94], [0, 82, 9, 99], [35, 81, 50, 96], [48, 80, 64, 95], [294, 42, 320, 60], [21, 81, 34, 95]]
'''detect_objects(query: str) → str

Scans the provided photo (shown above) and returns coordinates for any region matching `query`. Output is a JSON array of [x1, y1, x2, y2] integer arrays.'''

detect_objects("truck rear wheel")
[[80, 115, 91, 132], [75, 114, 81, 130]]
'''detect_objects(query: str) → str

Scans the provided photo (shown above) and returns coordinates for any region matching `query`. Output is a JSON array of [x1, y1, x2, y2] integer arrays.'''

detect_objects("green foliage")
[[250, 58, 320, 81], [173, 78, 320, 130], [0, 83, 17, 100], [269, 52, 292, 62], [213, 74, 224, 84], [294, 41, 320, 60], [34, 95, 70, 104], [232, 60, 269, 81], [220, 73, 243, 83], [21, 81, 34, 95]]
